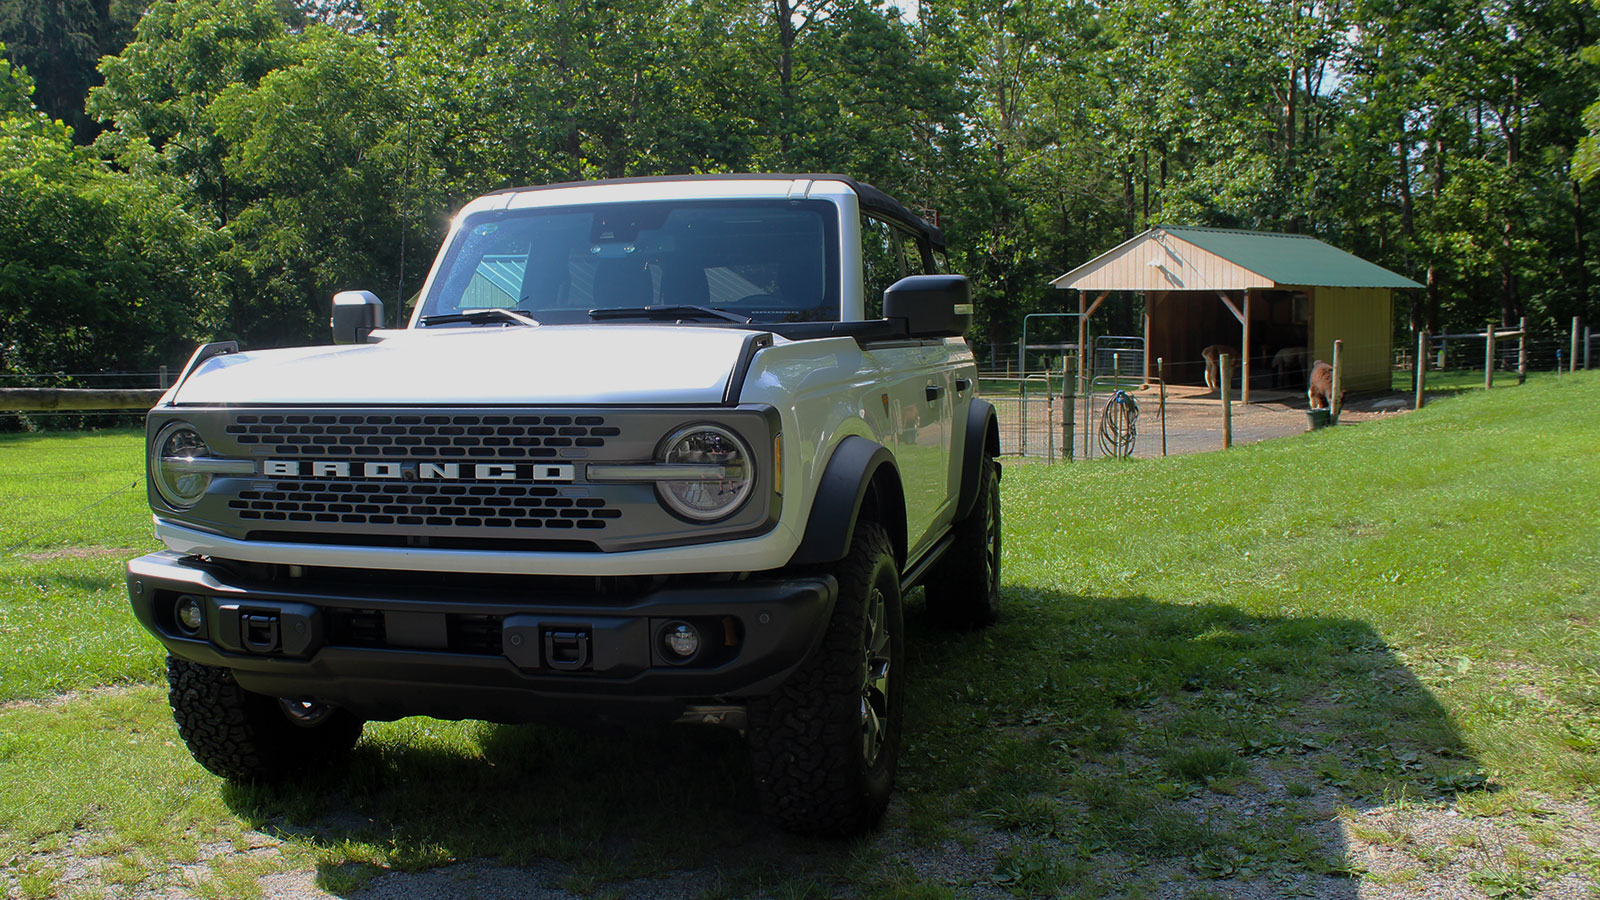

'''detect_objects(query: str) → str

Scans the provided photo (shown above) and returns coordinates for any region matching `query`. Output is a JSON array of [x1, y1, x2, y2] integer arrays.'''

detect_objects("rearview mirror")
[[331, 291, 385, 344], [882, 275, 972, 338]]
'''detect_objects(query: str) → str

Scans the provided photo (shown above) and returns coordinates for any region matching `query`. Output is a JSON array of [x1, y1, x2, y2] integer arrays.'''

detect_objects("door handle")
[[955, 378, 971, 393], [925, 384, 945, 402]]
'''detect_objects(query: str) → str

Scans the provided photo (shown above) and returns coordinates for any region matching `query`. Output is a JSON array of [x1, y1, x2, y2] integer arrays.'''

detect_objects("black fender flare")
[[789, 436, 903, 567], [953, 398, 1001, 523]]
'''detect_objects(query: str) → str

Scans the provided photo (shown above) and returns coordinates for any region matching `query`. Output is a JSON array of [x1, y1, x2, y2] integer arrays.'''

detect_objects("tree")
[[0, 0, 138, 141], [0, 46, 221, 377]]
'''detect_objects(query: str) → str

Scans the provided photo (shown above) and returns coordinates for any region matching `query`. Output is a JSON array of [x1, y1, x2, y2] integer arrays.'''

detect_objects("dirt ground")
[[990, 384, 1417, 460]]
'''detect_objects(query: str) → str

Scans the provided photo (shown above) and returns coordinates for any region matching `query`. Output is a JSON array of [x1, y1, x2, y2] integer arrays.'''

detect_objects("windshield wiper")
[[588, 305, 753, 324], [419, 308, 540, 327]]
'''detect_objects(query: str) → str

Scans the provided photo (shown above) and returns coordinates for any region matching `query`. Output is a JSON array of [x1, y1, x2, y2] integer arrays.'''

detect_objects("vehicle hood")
[[168, 325, 763, 406]]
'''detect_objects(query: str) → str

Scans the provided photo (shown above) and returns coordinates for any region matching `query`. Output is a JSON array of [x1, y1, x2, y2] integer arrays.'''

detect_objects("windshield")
[[417, 199, 840, 326]]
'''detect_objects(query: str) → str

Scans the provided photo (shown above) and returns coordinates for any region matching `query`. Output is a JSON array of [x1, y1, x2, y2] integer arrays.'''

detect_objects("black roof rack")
[[483, 173, 946, 249]]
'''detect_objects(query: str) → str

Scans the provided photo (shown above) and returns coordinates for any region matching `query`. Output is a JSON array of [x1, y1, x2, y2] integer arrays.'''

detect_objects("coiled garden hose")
[[1099, 389, 1139, 458]]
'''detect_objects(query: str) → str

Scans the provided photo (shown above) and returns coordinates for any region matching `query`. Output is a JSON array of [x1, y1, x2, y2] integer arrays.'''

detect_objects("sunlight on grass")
[[0, 375, 1596, 897]]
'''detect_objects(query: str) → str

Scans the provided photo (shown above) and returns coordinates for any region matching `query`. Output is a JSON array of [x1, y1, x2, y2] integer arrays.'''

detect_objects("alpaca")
[[1201, 344, 1238, 392], [1307, 359, 1342, 410]]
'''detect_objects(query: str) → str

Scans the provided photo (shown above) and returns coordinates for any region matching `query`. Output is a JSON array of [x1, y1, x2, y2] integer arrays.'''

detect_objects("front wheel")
[[924, 455, 1001, 629], [747, 522, 904, 836], [167, 655, 364, 781]]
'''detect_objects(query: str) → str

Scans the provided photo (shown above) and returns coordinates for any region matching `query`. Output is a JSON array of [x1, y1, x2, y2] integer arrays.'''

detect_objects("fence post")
[[1062, 354, 1075, 461], [1518, 316, 1527, 385], [1046, 380, 1056, 464], [1220, 354, 1233, 449], [1587, 327, 1593, 370], [159, 365, 168, 389], [1331, 340, 1343, 423], [1485, 324, 1497, 390], [1415, 332, 1428, 410], [1574, 317, 1582, 374], [1018, 379, 1027, 457], [1157, 357, 1167, 457]]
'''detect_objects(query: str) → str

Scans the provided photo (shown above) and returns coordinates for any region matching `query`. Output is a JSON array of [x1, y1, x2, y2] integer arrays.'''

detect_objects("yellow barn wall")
[[1309, 287, 1392, 392]]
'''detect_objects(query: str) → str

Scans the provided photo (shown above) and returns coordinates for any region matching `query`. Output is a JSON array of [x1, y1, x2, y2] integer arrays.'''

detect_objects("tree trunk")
[[1426, 134, 1446, 334], [1122, 155, 1136, 238], [1574, 179, 1589, 321], [776, 0, 795, 158], [1396, 116, 1416, 329]]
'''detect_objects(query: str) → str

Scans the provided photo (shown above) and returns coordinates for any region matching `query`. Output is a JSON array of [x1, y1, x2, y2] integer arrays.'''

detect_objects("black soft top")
[[486, 173, 946, 250]]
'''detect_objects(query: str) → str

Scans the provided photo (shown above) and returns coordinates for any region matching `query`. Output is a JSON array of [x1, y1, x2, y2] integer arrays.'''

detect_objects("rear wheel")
[[925, 455, 1001, 629], [748, 522, 904, 836], [167, 655, 363, 781]]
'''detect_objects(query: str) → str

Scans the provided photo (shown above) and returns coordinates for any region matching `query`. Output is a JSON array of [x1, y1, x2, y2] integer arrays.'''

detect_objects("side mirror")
[[331, 291, 385, 344], [882, 275, 972, 338]]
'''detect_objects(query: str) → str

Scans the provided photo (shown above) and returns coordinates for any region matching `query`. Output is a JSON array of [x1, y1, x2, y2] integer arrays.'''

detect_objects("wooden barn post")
[[1331, 340, 1344, 422], [1242, 289, 1252, 404], [1078, 291, 1087, 385], [1220, 354, 1233, 449], [1142, 292, 1152, 387]]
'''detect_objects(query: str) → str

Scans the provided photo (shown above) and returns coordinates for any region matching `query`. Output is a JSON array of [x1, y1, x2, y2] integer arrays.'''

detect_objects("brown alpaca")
[[1201, 344, 1238, 392], [1307, 360, 1341, 410]]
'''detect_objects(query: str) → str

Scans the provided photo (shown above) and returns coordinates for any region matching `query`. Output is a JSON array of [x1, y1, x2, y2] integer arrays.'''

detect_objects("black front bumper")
[[127, 552, 836, 724]]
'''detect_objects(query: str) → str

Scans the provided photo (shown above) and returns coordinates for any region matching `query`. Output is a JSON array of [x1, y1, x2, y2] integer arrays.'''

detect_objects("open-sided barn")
[[1052, 226, 1421, 399]]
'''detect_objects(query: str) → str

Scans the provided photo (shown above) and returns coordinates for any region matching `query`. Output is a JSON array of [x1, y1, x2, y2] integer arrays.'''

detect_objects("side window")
[[862, 215, 926, 317], [861, 215, 902, 318], [932, 249, 948, 275], [895, 230, 926, 278]]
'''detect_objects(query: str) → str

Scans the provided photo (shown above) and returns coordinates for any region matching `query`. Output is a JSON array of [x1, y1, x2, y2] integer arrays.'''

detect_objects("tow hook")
[[543, 629, 592, 671]]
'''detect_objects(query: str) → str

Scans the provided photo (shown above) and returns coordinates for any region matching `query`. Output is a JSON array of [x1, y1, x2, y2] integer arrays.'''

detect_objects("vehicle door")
[[860, 214, 953, 559]]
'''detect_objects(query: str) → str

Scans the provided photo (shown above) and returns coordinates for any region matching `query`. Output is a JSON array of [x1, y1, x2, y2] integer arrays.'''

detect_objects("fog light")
[[662, 621, 700, 660], [175, 595, 204, 635]]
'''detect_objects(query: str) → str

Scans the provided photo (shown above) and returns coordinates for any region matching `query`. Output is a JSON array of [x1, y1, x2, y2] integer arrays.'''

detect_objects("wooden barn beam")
[[1215, 291, 1245, 324], [1079, 291, 1109, 384]]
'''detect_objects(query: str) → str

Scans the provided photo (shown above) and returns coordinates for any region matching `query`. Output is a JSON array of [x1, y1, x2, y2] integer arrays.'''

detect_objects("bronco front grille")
[[224, 413, 620, 459], [228, 480, 621, 530]]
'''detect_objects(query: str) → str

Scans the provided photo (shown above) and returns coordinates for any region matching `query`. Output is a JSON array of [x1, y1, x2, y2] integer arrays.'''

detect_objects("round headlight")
[[657, 425, 755, 521], [152, 421, 212, 509]]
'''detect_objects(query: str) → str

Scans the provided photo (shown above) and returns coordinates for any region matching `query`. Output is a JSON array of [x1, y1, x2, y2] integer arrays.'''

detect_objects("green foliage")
[[0, 0, 138, 140], [0, 46, 221, 376], [3, 0, 1600, 366]]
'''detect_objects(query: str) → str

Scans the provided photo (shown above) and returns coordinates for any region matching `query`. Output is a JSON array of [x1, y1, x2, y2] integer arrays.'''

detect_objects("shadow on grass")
[[896, 592, 1485, 896], [221, 592, 1484, 897]]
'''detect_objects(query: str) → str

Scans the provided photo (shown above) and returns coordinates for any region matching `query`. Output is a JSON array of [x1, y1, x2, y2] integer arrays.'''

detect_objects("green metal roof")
[[1160, 225, 1423, 289]]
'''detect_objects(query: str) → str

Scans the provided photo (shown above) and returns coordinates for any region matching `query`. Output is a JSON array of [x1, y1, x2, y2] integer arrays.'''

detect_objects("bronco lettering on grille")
[[260, 460, 576, 482]]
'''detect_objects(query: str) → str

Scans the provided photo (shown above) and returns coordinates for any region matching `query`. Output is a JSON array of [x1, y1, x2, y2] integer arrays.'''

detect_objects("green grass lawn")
[[2, 375, 1598, 898]]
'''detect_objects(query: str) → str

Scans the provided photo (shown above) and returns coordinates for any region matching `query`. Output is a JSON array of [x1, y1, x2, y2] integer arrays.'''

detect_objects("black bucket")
[[1306, 408, 1332, 430]]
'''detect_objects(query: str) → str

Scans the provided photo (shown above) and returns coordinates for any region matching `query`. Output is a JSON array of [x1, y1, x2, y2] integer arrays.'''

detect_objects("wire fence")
[[982, 322, 1594, 461], [1394, 334, 1586, 392]]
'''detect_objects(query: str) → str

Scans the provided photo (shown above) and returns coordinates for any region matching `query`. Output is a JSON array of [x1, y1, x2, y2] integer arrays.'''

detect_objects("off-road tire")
[[747, 522, 904, 836], [167, 655, 364, 781], [924, 455, 1000, 629]]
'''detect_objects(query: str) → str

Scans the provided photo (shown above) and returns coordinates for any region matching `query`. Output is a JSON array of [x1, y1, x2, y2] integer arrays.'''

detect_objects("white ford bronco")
[[127, 174, 1001, 835]]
